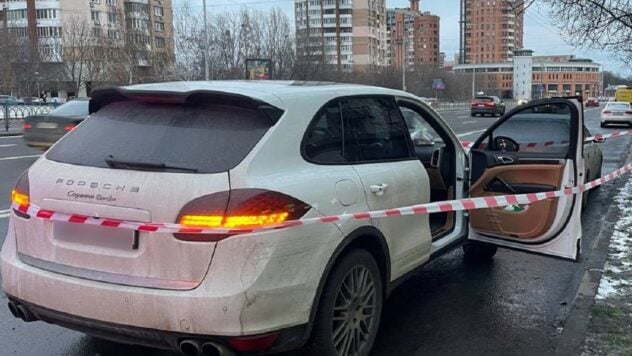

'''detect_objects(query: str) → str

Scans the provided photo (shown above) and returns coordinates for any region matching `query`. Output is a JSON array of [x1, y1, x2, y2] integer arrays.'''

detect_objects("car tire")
[[471, 112, 476, 117], [306, 249, 383, 356], [462, 241, 497, 262]]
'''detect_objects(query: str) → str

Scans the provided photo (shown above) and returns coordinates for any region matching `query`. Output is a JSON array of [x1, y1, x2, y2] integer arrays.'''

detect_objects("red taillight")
[[22, 123, 32, 130], [602, 110, 611, 114], [626, 111, 632, 115], [11, 171, 30, 218], [228, 332, 279, 352], [485, 102, 496, 107], [174, 189, 311, 242], [64, 124, 76, 131]]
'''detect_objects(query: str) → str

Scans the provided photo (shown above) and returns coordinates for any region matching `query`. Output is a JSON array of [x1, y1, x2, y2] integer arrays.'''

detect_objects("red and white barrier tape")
[[11, 163, 632, 235], [460, 129, 632, 149]]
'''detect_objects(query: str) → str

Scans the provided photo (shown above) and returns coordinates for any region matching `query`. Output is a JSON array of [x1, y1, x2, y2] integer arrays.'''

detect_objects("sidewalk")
[[0, 128, 22, 137], [583, 173, 632, 355]]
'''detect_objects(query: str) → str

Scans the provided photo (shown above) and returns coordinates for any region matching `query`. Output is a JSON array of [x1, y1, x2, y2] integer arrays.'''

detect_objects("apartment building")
[[0, 0, 173, 96], [385, 0, 440, 69], [458, 0, 524, 64], [294, 0, 387, 71], [453, 50, 602, 99]]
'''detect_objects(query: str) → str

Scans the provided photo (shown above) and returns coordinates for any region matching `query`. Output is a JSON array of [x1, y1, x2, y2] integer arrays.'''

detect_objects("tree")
[[525, 0, 632, 66]]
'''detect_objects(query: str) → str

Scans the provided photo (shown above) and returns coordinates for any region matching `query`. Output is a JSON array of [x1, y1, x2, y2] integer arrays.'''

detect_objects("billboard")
[[245, 59, 272, 80]]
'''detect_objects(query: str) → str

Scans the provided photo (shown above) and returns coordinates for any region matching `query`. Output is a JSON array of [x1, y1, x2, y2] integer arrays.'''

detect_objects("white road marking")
[[0, 144, 16, 148], [0, 135, 23, 139], [458, 115, 469, 119], [0, 209, 9, 219], [0, 154, 40, 161], [456, 129, 486, 138], [462, 120, 476, 124]]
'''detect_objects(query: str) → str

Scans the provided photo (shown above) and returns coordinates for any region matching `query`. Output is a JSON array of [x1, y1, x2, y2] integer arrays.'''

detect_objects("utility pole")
[[471, 52, 476, 98], [402, 28, 406, 92], [203, 0, 209, 80]]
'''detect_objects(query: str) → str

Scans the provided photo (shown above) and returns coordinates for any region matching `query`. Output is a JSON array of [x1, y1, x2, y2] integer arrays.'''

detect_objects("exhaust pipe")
[[7, 301, 19, 319], [179, 339, 202, 356], [16, 304, 37, 322]]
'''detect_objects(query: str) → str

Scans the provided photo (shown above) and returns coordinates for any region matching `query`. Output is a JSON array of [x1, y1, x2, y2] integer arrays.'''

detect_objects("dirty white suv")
[[2, 82, 590, 356]]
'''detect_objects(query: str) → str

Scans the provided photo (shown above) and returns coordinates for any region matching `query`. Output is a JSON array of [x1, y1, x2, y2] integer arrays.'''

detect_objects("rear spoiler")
[[89, 87, 284, 124]]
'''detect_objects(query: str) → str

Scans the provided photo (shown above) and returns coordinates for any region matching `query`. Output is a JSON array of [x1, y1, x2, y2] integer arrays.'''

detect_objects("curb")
[[555, 162, 632, 355], [0, 131, 22, 137]]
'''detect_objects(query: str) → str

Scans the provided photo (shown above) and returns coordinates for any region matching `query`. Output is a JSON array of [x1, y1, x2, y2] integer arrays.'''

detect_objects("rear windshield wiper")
[[104, 158, 198, 173]]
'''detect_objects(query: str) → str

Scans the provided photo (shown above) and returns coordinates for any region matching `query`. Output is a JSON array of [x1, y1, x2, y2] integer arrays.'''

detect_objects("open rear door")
[[468, 98, 585, 260]]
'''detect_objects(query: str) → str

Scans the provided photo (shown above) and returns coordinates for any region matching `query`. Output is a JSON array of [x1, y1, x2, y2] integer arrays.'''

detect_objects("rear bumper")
[[5, 295, 306, 353], [601, 116, 632, 124], [471, 107, 498, 115], [22, 132, 62, 148], [1, 217, 341, 350]]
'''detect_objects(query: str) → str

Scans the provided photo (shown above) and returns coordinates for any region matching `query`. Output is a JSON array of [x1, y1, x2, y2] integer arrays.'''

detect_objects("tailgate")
[[13, 159, 227, 290]]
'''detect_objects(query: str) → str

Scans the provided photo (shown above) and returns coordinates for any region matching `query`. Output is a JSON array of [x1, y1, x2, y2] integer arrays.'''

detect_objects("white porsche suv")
[[2, 82, 592, 356]]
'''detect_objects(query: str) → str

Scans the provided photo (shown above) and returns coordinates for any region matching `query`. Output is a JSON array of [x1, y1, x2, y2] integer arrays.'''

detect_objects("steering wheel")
[[493, 136, 519, 152]]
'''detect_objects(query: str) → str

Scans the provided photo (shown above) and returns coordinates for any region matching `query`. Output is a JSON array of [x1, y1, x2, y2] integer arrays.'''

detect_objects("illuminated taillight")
[[485, 102, 496, 107], [625, 111, 632, 115], [22, 123, 32, 130], [11, 171, 30, 218], [64, 124, 76, 131], [174, 189, 310, 242]]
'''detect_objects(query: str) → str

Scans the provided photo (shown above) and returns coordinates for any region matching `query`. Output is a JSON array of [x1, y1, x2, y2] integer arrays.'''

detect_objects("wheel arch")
[[300, 225, 391, 346]]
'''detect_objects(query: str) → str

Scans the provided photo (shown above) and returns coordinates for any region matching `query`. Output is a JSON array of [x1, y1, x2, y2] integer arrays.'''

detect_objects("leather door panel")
[[469, 164, 564, 239]]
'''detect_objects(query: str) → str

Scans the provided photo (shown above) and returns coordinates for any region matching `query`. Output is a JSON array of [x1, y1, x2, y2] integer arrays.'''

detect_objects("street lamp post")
[[202, 0, 209, 81], [401, 29, 406, 91]]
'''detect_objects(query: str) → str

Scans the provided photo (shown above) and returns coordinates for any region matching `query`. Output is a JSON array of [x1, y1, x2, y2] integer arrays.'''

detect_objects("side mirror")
[[593, 137, 606, 143]]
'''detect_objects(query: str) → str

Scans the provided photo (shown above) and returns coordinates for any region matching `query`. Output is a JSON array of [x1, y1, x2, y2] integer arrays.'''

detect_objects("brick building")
[[453, 50, 602, 99], [294, 0, 387, 72], [459, 0, 524, 64], [385, 0, 440, 69], [0, 0, 174, 97]]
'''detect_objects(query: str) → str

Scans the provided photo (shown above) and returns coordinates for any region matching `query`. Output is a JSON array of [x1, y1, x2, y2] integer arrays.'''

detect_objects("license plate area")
[[613, 112, 623, 116], [53, 221, 137, 250], [37, 122, 58, 129]]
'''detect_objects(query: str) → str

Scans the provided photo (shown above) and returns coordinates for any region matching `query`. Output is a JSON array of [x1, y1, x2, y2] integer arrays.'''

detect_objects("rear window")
[[474, 97, 493, 102], [607, 103, 630, 109], [50, 100, 90, 116], [46, 101, 273, 173]]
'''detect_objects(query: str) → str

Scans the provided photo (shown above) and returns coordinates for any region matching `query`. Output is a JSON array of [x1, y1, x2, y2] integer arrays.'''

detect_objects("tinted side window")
[[303, 101, 345, 163], [342, 97, 411, 162]]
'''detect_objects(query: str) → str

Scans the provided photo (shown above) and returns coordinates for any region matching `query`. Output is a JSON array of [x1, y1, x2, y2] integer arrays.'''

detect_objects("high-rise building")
[[386, 0, 440, 69], [294, 0, 387, 72], [458, 0, 524, 64], [0, 0, 173, 96]]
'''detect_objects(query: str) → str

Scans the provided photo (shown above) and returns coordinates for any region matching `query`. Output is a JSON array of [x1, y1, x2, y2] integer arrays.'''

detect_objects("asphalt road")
[[0, 105, 630, 355]]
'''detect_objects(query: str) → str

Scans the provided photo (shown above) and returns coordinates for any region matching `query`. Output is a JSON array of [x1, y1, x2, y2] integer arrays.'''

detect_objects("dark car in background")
[[22, 98, 89, 149], [585, 97, 600, 107], [470, 95, 506, 117]]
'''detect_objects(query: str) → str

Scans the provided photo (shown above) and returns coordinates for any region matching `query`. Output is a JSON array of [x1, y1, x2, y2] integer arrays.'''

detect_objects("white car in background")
[[3, 82, 594, 356], [600, 102, 632, 127]]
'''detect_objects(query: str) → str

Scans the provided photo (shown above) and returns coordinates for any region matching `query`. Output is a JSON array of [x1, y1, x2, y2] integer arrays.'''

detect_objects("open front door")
[[468, 98, 585, 260]]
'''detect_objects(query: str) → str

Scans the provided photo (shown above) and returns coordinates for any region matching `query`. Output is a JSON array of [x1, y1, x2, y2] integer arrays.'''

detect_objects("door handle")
[[370, 183, 388, 196], [495, 155, 515, 165]]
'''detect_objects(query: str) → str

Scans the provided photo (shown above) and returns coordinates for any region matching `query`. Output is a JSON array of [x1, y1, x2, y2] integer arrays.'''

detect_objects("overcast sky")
[[186, 0, 627, 75]]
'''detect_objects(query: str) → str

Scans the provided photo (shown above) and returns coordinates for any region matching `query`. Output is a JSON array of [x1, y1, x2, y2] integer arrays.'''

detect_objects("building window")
[[7, 9, 27, 20], [106, 0, 116, 5], [107, 30, 119, 39], [108, 12, 117, 23], [90, 0, 100, 4], [155, 36, 165, 48], [91, 10, 100, 23], [92, 27, 102, 37], [37, 26, 62, 38], [36, 9, 58, 19], [154, 6, 163, 16], [154, 22, 164, 32]]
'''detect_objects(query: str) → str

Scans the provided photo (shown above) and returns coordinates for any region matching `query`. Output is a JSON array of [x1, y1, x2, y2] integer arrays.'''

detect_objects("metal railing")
[[1, 103, 59, 132]]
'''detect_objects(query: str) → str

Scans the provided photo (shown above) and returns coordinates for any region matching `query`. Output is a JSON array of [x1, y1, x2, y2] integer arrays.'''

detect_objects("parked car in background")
[[600, 102, 632, 127], [470, 95, 506, 117], [0, 95, 23, 105], [22, 98, 90, 149], [584, 97, 600, 107]]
